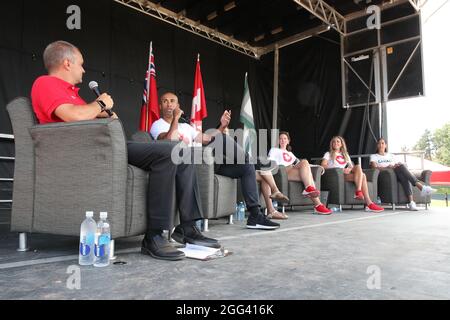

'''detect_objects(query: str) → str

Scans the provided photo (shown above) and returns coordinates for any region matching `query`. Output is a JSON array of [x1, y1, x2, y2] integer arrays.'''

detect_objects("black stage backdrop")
[[275, 34, 380, 163], [0, 0, 381, 202]]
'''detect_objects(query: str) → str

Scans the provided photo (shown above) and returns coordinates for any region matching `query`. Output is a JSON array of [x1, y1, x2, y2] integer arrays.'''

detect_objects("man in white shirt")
[[151, 92, 280, 230]]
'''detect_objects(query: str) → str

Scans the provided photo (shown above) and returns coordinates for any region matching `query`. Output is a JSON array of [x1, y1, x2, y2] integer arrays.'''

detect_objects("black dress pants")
[[127, 141, 202, 231], [210, 134, 260, 215]]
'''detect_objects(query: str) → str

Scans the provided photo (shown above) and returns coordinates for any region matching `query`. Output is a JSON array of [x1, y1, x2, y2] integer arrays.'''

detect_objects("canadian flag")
[[191, 54, 207, 137]]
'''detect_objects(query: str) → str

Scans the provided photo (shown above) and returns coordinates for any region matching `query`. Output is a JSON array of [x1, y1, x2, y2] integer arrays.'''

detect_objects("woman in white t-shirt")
[[268, 132, 332, 215], [370, 138, 436, 210], [221, 128, 290, 220], [321, 136, 384, 212]]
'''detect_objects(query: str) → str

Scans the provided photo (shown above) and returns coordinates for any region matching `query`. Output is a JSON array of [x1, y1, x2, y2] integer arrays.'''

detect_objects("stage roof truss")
[[293, 0, 346, 35], [408, 0, 428, 11], [114, 0, 260, 59], [113, 0, 419, 59]]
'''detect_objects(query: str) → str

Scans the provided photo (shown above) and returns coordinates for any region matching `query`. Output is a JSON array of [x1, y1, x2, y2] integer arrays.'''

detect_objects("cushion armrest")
[[321, 168, 344, 205], [377, 168, 397, 204], [310, 165, 323, 188], [363, 169, 379, 183], [420, 170, 432, 184], [321, 168, 344, 190], [29, 119, 128, 237], [193, 147, 215, 218]]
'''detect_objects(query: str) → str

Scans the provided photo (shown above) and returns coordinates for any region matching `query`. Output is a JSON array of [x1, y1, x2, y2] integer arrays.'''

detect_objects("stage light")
[[224, 2, 236, 12], [207, 11, 218, 21], [271, 27, 283, 35], [254, 34, 265, 42]]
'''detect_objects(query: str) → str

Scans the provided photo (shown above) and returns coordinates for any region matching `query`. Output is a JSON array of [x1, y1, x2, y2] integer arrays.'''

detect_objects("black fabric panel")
[[277, 35, 344, 160], [0, 2, 24, 49], [247, 53, 274, 151], [220, 49, 251, 130], [21, 0, 112, 72], [276, 33, 380, 163]]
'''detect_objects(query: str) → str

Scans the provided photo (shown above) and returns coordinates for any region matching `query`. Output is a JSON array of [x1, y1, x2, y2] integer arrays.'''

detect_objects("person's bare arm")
[[321, 159, 328, 169], [54, 93, 114, 122], [370, 161, 378, 169], [197, 110, 232, 145]]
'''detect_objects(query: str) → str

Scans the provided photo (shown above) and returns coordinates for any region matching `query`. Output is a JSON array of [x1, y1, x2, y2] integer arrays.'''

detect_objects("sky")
[[387, 0, 450, 152]]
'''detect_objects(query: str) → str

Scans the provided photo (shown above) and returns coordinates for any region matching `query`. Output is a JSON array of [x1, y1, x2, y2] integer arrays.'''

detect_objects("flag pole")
[[146, 42, 152, 132]]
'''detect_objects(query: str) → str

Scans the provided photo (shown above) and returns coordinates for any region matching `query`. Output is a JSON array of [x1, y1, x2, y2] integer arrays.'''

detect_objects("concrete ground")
[[0, 206, 449, 300]]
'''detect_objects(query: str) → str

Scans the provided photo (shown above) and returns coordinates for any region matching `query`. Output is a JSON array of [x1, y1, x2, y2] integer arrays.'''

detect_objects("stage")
[[1, 206, 449, 300]]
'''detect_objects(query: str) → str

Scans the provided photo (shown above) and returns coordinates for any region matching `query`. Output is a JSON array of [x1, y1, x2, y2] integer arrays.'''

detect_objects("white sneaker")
[[409, 201, 419, 211], [421, 185, 437, 196]]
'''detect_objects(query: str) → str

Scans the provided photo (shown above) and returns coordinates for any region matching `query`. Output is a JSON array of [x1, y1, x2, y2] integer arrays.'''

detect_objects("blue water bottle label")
[[95, 244, 105, 257], [94, 234, 110, 257], [80, 243, 91, 256], [99, 234, 110, 246]]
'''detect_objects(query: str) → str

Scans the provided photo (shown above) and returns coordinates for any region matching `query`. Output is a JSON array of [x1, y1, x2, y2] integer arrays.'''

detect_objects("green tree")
[[434, 123, 450, 166], [413, 129, 434, 160]]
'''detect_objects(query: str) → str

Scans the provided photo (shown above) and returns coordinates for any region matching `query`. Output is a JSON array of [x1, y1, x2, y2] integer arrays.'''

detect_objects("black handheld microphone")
[[89, 81, 113, 117], [178, 114, 190, 124], [176, 109, 189, 124]]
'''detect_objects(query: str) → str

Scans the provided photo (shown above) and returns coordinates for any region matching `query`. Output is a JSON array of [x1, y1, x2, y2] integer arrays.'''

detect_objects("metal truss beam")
[[344, 0, 417, 21], [114, 0, 260, 59], [260, 24, 330, 55], [293, 0, 346, 35], [409, 0, 428, 11]]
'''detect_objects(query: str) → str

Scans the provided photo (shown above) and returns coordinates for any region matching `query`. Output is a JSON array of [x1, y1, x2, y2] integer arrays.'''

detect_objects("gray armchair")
[[377, 169, 432, 210], [272, 165, 323, 211], [194, 147, 237, 228], [321, 168, 379, 210], [7, 97, 150, 251]]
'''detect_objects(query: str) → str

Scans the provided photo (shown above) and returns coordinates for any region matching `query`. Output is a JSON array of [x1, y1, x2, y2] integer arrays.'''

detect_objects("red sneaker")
[[314, 204, 332, 215], [365, 202, 384, 213], [354, 190, 364, 200], [302, 185, 320, 198]]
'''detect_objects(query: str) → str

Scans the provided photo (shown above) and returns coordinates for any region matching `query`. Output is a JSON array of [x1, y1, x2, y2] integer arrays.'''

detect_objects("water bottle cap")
[[100, 212, 108, 219], [85, 211, 94, 218]]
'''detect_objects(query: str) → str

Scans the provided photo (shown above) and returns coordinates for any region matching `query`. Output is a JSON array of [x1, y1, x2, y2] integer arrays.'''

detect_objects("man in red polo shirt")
[[31, 41, 220, 261]]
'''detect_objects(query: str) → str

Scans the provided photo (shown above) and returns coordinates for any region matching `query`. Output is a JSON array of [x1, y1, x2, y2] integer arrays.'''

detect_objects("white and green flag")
[[240, 73, 256, 156]]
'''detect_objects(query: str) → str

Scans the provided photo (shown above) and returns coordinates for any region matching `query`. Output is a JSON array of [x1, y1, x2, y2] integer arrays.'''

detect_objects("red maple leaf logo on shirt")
[[283, 152, 292, 163], [336, 155, 346, 165]]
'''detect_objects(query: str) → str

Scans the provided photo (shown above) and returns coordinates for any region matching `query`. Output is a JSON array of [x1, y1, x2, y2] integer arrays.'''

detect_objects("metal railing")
[[0, 134, 14, 205], [312, 150, 426, 170]]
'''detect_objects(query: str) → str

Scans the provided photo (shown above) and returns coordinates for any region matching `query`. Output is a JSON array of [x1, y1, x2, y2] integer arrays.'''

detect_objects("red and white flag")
[[191, 54, 207, 137], [139, 42, 159, 132]]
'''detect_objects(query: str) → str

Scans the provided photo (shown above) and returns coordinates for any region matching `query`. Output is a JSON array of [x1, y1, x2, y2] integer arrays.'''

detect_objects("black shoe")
[[246, 213, 280, 230], [141, 234, 186, 261], [172, 225, 221, 249]]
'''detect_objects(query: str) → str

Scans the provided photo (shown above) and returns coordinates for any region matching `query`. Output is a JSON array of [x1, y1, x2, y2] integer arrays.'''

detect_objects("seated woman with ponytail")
[[268, 131, 332, 215]]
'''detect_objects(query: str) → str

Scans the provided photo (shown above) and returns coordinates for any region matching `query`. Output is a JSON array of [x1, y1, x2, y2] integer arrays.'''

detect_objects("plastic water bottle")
[[234, 203, 239, 221], [376, 197, 382, 205], [238, 202, 245, 221], [196, 219, 203, 230], [331, 207, 340, 213], [272, 200, 278, 211], [94, 212, 111, 268], [79, 211, 96, 266]]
